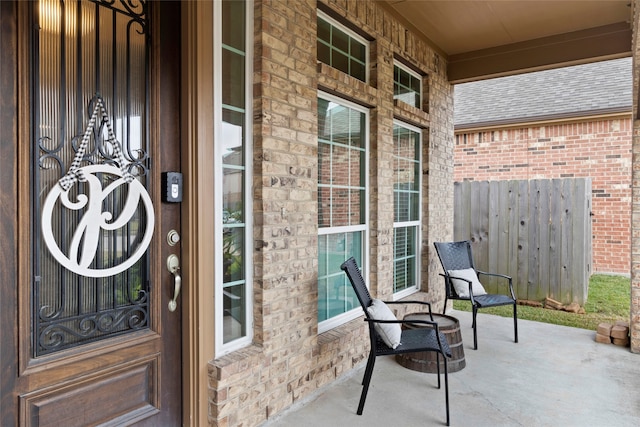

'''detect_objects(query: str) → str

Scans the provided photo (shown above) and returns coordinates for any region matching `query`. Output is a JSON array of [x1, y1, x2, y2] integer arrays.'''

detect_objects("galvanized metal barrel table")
[[396, 313, 466, 373]]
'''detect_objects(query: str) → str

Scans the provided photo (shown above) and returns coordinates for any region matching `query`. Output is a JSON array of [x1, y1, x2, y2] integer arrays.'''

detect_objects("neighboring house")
[[454, 58, 633, 275]]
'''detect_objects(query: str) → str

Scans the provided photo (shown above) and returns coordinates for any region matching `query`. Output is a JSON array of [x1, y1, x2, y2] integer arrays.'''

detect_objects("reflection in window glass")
[[393, 122, 420, 294], [222, 48, 245, 109], [318, 232, 362, 322], [221, 0, 248, 345], [317, 13, 367, 82], [318, 94, 367, 324], [221, 119, 244, 167], [317, 97, 366, 228], [221, 0, 245, 50], [394, 63, 421, 109], [394, 226, 416, 293]]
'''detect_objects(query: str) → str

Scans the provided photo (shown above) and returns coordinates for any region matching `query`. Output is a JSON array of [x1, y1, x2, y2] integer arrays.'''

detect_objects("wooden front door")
[[0, 1, 183, 425]]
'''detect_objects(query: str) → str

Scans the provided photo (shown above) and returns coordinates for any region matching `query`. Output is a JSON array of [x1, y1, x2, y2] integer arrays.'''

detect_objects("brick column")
[[368, 38, 396, 300], [425, 56, 455, 312]]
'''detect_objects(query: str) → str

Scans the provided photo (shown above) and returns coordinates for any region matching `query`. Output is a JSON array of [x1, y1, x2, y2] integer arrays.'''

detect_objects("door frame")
[[0, 1, 20, 422], [180, 2, 215, 426]]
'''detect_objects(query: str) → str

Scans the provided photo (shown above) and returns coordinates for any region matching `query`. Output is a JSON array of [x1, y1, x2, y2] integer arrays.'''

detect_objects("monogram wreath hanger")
[[41, 95, 155, 278]]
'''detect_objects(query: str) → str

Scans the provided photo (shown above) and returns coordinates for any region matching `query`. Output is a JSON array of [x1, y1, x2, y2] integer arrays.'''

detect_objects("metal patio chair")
[[340, 257, 452, 426], [433, 240, 518, 350]]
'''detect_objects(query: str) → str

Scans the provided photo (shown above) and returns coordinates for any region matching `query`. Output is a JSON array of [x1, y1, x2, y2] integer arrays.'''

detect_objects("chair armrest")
[[476, 270, 516, 300], [440, 273, 474, 301], [384, 300, 434, 319], [476, 270, 511, 281], [364, 317, 440, 332], [364, 318, 448, 354]]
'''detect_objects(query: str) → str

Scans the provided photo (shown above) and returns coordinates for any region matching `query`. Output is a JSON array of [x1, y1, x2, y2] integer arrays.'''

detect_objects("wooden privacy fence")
[[454, 178, 592, 305]]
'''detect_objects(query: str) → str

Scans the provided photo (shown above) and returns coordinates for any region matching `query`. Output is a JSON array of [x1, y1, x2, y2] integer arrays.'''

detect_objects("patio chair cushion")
[[448, 268, 487, 297], [367, 299, 401, 348]]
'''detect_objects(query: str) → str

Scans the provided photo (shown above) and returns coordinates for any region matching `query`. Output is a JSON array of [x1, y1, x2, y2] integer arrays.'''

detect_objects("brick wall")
[[454, 117, 633, 274], [208, 0, 454, 425]]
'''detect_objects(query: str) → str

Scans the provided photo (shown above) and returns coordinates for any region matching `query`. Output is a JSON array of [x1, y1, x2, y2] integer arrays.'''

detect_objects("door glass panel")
[[220, 0, 248, 345], [33, 0, 150, 356]]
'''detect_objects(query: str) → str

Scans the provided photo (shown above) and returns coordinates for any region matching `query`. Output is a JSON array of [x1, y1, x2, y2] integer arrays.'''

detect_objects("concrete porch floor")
[[262, 310, 640, 427]]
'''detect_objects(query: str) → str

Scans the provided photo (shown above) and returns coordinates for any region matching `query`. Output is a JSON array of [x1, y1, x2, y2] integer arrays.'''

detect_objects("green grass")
[[452, 274, 630, 330]]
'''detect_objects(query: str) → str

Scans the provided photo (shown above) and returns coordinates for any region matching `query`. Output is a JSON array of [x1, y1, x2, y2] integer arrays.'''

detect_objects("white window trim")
[[214, 0, 254, 357], [392, 119, 422, 300], [394, 61, 422, 109], [317, 91, 369, 334], [317, 10, 370, 84]]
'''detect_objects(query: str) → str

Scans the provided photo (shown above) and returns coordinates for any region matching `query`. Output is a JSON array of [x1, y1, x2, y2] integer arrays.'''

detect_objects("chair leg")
[[361, 351, 375, 385], [513, 303, 518, 343], [471, 305, 475, 329], [435, 352, 441, 389], [443, 355, 450, 426], [472, 305, 478, 350], [442, 297, 448, 314], [357, 354, 376, 415]]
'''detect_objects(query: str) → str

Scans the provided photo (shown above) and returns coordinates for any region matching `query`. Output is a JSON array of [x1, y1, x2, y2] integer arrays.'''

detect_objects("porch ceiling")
[[379, 0, 632, 83]]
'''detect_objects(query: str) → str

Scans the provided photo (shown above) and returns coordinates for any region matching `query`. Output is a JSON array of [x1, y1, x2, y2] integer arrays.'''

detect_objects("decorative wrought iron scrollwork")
[[38, 305, 149, 354], [90, 0, 147, 30], [33, 0, 151, 356]]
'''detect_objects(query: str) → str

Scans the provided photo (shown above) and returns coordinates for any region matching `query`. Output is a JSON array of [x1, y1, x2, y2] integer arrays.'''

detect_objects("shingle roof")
[[454, 57, 632, 129]]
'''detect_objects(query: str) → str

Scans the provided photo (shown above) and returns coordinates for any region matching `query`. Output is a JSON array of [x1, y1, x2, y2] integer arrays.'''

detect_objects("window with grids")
[[218, 0, 251, 351], [317, 11, 368, 82], [394, 63, 421, 109], [317, 94, 368, 327], [393, 122, 421, 295]]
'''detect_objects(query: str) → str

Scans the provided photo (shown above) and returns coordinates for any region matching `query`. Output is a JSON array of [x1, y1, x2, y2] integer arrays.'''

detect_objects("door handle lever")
[[167, 254, 181, 312]]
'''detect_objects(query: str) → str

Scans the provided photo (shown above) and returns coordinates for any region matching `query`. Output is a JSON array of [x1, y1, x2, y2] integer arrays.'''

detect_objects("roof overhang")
[[378, 1, 633, 83]]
